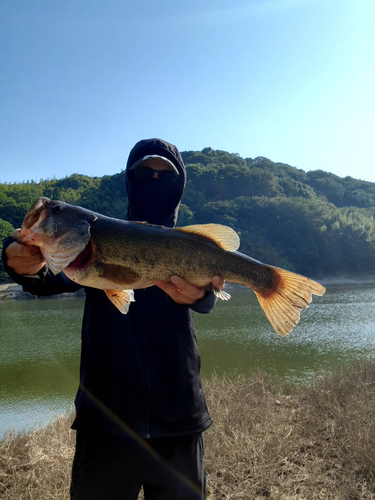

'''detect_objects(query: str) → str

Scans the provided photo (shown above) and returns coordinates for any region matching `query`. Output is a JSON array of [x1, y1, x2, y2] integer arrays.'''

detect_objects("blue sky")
[[1, 0, 374, 184]]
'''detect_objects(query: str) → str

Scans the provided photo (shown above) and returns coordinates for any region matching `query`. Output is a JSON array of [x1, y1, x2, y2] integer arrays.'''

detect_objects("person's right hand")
[[5, 235, 46, 276]]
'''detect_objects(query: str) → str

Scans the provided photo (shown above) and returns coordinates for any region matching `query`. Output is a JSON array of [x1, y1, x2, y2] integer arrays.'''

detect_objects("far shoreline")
[[0, 283, 85, 302], [1, 278, 375, 302]]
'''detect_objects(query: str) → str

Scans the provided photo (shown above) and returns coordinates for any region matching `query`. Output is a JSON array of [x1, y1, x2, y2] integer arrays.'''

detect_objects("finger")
[[20, 244, 42, 257], [153, 279, 201, 305], [6, 242, 45, 275], [8, 256, 45, 275], [153, 279, 178, 296], [212, 275, 225, 290], [5, 242, 22, 258], [170, 276, 205, 300], [8, 242, 41, 258], [153, 279, 189, 304], [17, 261, 45, 275]]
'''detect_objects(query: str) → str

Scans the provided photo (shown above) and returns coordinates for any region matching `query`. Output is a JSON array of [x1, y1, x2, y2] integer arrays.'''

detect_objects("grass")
[[2, 360, 375, 499]]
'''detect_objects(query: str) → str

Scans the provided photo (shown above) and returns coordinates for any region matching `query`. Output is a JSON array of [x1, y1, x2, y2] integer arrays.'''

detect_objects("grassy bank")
[[2, 360, 375, 499]]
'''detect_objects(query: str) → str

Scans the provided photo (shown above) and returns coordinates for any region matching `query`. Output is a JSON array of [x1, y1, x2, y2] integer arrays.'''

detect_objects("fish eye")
[[52, 204, 63, 214]]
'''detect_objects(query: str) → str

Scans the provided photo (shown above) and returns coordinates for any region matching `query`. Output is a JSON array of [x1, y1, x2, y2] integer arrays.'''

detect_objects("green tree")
[[0, 218, 14, 283]]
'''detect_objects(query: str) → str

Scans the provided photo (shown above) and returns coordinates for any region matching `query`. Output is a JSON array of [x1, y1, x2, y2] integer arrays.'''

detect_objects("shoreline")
[[0, 283, 84, 301], [1, 278, 375, 302]]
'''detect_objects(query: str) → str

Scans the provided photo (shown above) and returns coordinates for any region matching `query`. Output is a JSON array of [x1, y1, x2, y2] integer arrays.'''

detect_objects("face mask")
[[127, 175, 183, 225]]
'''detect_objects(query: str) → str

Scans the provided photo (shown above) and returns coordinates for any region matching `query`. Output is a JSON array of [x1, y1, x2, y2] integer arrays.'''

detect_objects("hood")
[[125, 138, 186, 227]]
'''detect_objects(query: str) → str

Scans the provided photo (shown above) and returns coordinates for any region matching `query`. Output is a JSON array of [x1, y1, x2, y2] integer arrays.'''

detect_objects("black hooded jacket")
[[1, 139, 214, 438]]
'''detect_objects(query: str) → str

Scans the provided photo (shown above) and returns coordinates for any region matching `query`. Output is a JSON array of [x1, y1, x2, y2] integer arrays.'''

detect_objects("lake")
[[1, 286, 375, 436]]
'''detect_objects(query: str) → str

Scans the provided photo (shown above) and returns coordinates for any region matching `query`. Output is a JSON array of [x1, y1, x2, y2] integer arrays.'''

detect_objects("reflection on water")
[[198, 286, 375, 381], [1, 286, 375, 435], [0, 297, 84, 436]]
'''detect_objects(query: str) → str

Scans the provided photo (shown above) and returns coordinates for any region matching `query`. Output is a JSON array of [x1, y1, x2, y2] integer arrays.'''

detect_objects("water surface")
[[1, 286, 374, 435]]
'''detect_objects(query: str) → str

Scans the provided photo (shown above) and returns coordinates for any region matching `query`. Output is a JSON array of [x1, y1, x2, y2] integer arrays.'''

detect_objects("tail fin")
[[254, 268, 326, 337]]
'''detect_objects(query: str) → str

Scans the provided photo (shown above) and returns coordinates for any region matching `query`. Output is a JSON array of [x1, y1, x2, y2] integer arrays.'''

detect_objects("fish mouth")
[[15, 197, 49, 244], [65, 239, 95, 272], [23, 197, 49, 229]]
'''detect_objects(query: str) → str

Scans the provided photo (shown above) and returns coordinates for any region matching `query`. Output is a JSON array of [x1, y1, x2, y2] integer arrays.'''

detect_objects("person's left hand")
[[153, 275, 225, 305]]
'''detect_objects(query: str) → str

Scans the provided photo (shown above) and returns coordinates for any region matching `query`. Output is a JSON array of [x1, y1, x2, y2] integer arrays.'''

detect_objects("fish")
[[14, 197, 326, 336]]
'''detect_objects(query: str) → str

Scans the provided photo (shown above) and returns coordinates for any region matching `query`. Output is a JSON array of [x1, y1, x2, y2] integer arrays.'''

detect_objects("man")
[[2, 138, 224, 499]]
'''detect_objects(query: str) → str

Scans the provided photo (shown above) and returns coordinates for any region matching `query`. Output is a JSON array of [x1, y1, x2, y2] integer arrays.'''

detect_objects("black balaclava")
[[125, 138, 186, 227]]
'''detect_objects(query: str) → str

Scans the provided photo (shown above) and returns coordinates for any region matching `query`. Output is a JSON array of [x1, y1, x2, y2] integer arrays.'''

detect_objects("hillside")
[[1, 148, 375, 282]]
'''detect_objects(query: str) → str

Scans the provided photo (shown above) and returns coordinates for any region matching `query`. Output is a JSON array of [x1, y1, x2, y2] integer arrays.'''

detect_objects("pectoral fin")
[[97, 264, 140, 285], [105, 289, 135, 314]]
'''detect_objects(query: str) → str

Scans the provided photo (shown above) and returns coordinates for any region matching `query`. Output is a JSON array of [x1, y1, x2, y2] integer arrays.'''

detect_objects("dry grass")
[[0, 415, 75, 500], [2, 360, 375, 499], [204, 361, 375, 499]]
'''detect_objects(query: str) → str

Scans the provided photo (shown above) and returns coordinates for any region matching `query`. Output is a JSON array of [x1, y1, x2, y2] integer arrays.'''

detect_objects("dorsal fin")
[[176, 224, 240, 251]]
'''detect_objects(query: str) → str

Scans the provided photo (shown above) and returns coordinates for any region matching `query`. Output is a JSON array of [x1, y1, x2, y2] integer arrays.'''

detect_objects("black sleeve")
[[190, 291, 218, 314], [1, 236, 82, 296]]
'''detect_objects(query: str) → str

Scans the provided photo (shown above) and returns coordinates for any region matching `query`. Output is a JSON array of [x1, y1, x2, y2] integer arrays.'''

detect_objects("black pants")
[[70, 431, 206, 500]]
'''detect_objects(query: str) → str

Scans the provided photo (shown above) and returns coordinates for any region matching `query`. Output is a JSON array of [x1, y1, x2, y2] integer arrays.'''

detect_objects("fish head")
[[17, 197, 91, 275]]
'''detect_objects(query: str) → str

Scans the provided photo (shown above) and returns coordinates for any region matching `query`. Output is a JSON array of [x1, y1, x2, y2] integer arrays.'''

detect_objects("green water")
[[1, 286, 375, 435]]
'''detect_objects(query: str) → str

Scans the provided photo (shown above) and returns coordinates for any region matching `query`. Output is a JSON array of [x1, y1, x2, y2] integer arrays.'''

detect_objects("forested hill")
[[1, 148, 375, 283]]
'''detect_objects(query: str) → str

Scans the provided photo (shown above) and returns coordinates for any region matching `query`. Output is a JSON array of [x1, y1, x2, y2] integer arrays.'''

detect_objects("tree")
[[0, 218, 14, 283]]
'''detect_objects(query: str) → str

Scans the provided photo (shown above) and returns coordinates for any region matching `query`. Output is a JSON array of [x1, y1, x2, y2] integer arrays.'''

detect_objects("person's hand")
[[5, 236, 46, 276], [153, 275, 225, 306]]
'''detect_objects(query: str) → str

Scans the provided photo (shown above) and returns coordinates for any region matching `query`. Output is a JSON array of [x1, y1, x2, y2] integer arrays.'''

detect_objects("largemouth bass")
[[14, 197, 325, 336]]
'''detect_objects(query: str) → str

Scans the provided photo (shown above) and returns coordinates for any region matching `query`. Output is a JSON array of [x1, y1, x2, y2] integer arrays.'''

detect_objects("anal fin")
[[105, 289, 135, 314]]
